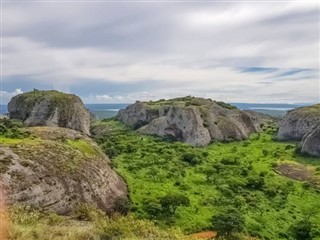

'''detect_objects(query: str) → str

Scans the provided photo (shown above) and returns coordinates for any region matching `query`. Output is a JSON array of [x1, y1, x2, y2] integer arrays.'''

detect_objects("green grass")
[[0, 137, 25, 145], [9, 205, 189, 240], [67, 139, 99, 156], [95, 119, 320, 240]]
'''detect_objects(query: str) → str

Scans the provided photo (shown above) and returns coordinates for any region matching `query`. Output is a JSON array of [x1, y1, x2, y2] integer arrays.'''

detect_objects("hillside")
[[92, 119, 320, 239]]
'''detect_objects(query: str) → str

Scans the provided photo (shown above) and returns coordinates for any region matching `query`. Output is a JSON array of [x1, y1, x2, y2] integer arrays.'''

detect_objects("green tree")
[[289, 220, 313, 240], [211, 207, 245, 239], [160, 193, 190, 214]]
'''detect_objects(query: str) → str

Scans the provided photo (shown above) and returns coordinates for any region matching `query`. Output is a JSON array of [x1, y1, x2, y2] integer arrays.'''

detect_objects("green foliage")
[[289, 220, 318, 240], [211, 207, 245, 239], [10, 205, 189, 240], [215, 101, 237, 109], [0, 118, 30, 139], [181, 153, 202, 166], [94, 119, 320, 238], [160, 193, 190, 215]]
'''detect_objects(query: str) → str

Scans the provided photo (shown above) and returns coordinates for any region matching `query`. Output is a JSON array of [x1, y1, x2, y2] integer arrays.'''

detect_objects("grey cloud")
[[1, 1, 319, 104]]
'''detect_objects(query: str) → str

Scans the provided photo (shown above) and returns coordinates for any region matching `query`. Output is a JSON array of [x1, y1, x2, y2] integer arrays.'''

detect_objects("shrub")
[[181, 153, 201, 166], [211, 207, 245, 239], [160, 193, 190, 215], [113, 197, 131, 215], [289, 220, 314, 240]]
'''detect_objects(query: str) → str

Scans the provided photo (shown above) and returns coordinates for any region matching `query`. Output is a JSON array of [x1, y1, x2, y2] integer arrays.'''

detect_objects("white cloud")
[[0, 89, 24, 105], [1, 2, 319, 104]]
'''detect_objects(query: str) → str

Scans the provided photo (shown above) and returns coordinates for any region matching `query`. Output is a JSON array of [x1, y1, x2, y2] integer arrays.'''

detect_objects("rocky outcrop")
[[277, 104, 320, 141], [0, 127, 127, 214], [117, 97, 271, 146], [300, 124, 320, 157], [8, 90, 90, 135]]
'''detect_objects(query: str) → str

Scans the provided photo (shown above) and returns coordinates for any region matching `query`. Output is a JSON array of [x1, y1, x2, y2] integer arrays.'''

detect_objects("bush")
[[211, 207, 245, 239], [181, 153, 202, 166], [160, 193, 190, 215], [289, 220, 314, 240], [113, 197, 131, 215]]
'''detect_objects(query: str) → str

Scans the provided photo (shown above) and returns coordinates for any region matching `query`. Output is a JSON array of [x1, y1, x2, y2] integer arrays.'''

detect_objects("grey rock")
[[277, 104, 320, 141], [8, 90, 90, 135], [0, 127, 127, 214], [301, 124, 320, 157], [117, 97, 272, 146]]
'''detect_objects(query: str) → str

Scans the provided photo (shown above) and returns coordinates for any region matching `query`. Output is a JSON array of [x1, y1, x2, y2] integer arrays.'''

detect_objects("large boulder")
[[8, 90, 90, 135], [0, 126, 127, 214], [117, 97, 271, 146], [300, 124, 320, 157], [277, 104, 320, 141]]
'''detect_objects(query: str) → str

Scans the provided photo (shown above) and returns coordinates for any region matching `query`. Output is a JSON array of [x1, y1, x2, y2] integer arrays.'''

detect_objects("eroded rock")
[[8, 90, 90, 135]]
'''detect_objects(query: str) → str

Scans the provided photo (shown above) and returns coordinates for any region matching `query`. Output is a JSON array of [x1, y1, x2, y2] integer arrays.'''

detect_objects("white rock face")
[[138, 107, 212, 146], [8, 90, 91, 135], [117, 97, 271, 146], [277, 104, 320, 141], [0, 127, 127, 214], [301, 124, 320, 157]]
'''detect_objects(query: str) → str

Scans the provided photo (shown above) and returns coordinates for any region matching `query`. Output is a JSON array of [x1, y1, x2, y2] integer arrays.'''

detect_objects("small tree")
[[211, 207, 245, 239], [289, 220, 313, 240], [160, 193, 190, 215], [114, 197, 131, 215]]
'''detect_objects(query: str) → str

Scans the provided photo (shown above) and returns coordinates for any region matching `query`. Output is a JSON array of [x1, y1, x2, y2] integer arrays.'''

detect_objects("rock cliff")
[[277, 104, 320, 141], [8, 90, 90, 135], [117, 97, 271, 146], [0, 126, 127, 214], [300, 124, 320, 157]]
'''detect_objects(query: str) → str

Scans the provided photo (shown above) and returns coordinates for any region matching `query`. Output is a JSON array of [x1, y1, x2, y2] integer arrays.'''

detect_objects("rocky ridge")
[[117, 97, 271, 146]]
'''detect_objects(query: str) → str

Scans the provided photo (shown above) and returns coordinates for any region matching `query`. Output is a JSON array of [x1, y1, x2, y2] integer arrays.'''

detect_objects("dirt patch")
[[190, 231, 217, 239], [276, 162, 320, 187]]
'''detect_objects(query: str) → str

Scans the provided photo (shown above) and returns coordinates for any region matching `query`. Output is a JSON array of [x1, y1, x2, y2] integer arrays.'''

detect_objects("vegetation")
[[211, 207, 245, 239], [9, 205, 189, 240], [0, 118, 30, 139], [94, 119, 320, 239], [3, 116, 320, 239], [142, 96, 237, 110]]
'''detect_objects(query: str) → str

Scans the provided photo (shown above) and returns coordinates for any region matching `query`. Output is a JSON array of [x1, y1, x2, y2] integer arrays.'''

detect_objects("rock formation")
[[117, 97, 271, 146], [277, 104, 320, 141], [300, 124, 320, 157], [277, 104, 320, 157], [0, 127, 127, 214], [8, 90, 90, 135]]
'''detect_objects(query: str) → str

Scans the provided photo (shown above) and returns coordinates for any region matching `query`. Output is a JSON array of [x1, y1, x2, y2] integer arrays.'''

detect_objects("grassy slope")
[[9, 206, 189, 240], [95, 119, 320, 240]]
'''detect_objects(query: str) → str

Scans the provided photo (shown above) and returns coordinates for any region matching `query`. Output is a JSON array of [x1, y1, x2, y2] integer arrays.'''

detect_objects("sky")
[[0, 0, 319, 104]]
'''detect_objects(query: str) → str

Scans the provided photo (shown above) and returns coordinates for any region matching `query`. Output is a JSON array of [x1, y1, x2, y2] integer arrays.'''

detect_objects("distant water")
[[231, 103, 304, 117], [86, 104, 129, 119], [0, 103, 305, 119]]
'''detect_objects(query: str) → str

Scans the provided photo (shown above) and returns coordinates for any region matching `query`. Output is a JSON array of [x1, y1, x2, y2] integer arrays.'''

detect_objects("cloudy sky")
[[1, 0, 319, 104]]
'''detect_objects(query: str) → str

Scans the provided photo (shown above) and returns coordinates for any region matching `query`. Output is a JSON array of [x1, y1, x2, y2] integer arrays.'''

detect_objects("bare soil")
[[276, 162, 320, 187]]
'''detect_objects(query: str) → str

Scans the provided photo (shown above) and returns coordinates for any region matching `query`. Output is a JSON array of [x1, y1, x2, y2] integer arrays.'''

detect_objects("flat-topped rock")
[[8, 90, 90, 135]]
